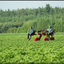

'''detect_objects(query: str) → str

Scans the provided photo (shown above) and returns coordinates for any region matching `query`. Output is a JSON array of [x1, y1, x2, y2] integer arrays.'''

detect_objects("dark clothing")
[[49, 32, 53, 36], [27, 28, 34, 39], [27, 32, 34, 39]]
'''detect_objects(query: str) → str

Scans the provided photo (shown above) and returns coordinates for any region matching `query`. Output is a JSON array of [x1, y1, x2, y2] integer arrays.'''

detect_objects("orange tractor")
[[33, 29, 55, 41]]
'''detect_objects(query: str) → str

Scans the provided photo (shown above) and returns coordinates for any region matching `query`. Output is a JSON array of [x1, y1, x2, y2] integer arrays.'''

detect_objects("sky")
[[0, 1, 64, 11]]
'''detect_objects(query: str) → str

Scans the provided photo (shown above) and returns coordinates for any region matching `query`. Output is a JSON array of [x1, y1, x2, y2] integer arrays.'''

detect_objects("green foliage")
[[0, 4, 64, 33], [16, 20, 35, 33], [7, 27, 17, 33], [1, 22, 13, 33], [0, 33, 64, 63], [45, 4, 51, 14]]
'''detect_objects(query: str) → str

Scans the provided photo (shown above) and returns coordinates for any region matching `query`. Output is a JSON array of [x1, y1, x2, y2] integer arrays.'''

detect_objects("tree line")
[[0, 4, 64, 33]]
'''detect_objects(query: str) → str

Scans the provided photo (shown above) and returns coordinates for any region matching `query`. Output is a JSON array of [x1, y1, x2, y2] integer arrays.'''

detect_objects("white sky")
[[0, 1, 64, 11]]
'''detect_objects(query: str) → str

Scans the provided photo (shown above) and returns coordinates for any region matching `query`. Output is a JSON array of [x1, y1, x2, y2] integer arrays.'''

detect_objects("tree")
[[1, 23, 13, 33], [45, 4, 51, 14], [0, 9, 4, 16]]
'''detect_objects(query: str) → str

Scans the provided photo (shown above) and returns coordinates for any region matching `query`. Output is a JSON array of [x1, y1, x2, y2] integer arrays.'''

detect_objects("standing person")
[[27, 26, 34, 40], [47, 26, 53, 37]]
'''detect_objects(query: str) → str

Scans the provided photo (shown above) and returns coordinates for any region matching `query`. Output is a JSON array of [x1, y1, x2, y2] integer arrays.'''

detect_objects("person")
[[47, 26, 53, 37], [27, 26, 35, 40]]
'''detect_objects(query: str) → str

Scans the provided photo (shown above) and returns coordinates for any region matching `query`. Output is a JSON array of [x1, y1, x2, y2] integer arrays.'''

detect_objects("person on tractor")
[[47, 26, 53, 37], [27, 26, 35, 40]]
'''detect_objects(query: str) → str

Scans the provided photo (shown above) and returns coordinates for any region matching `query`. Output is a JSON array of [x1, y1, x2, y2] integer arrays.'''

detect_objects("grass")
[[0, 32, 64, 63]]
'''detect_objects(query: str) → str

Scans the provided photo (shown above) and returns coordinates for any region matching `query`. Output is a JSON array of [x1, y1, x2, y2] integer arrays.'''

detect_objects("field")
[[0, 33, 64, 63]]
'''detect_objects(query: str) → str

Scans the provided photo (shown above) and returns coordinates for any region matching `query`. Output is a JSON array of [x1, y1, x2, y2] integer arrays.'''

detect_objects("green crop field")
[[0, 33, 64, 63]]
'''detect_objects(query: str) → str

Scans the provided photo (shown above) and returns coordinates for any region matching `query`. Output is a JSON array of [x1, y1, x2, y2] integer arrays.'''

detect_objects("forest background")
[[0, 4, 64, 33]]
